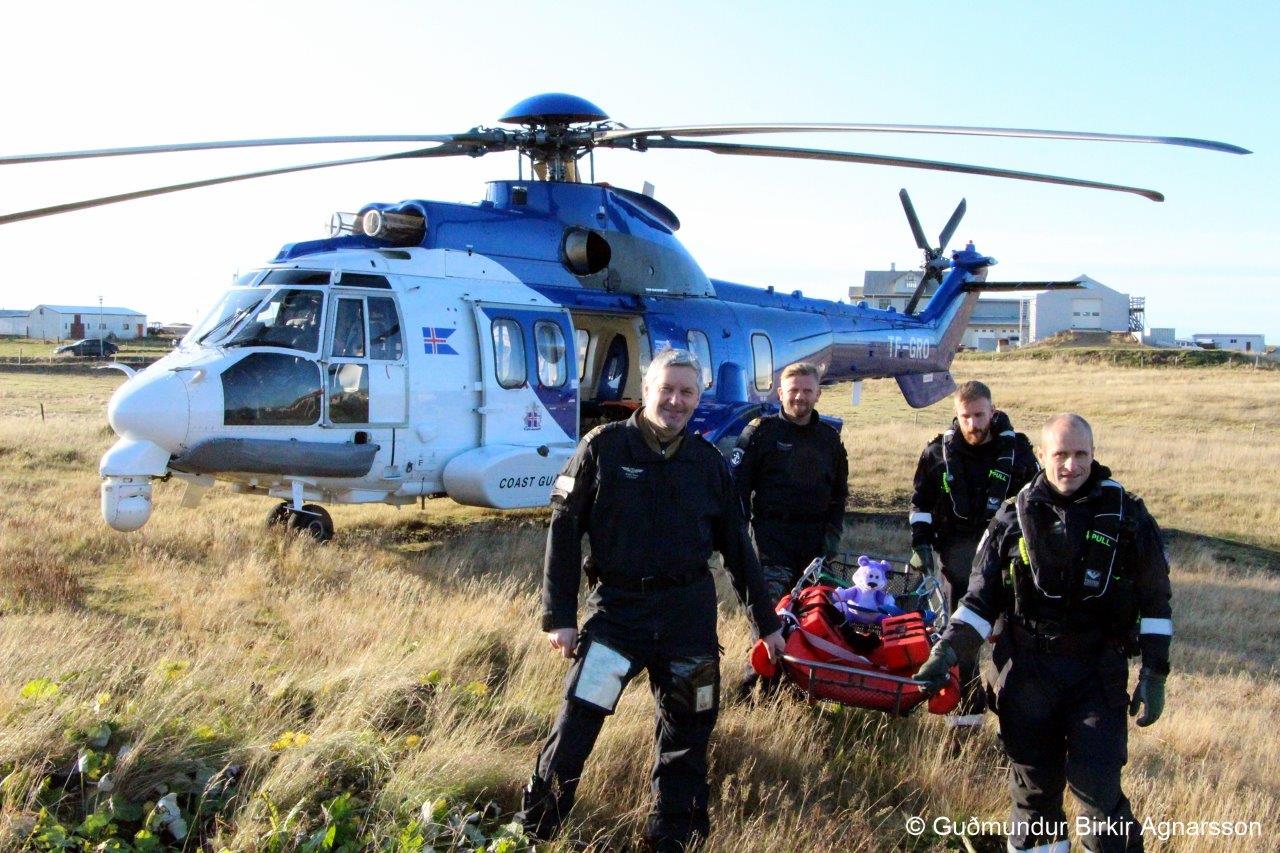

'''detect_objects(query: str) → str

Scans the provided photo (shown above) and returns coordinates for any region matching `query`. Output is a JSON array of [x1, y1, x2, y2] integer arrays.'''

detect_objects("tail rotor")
[[900, 189, 966, 315]]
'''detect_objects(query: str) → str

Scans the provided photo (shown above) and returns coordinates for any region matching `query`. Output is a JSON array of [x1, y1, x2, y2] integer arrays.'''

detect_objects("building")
[[1191, 333, 1265, 353], [854, 268, 1138, 348], [0, 309, 28, 337], [27, 304, 147, 341], [1022, 275, 1133, 343], [964, 298, 1023, 350], [850, 264, 935, 313]]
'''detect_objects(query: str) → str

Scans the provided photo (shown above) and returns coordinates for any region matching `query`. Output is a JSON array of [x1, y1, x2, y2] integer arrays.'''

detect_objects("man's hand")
[[761, 629, 786, 662], [546, 628, 578, 660], [909, 546, 935, 574], [912, 638, 956, 693], [1128, 668, 1166, 727]]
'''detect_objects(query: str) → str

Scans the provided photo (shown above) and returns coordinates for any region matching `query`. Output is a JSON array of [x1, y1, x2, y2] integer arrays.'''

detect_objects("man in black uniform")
[[915, 413, 1172, 852], [518, 348, 785, 850], [908, 380, 1037, 727], [732, 361, 849, 605]]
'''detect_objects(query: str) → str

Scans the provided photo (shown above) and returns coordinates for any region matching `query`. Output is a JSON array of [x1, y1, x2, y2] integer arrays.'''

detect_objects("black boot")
[[516, 775, 564, 842]]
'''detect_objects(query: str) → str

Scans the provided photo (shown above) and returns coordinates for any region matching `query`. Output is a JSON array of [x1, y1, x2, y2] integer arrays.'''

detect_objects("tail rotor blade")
[[938, 198, 967, 253], [899, 189, 930, 252]]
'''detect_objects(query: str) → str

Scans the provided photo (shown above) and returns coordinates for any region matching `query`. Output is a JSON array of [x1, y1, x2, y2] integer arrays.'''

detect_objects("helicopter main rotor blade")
[[898, 189, 931, 253], [0, 134, 469, 166], [0, 144, 473, 226], [595, 123, 1251, 155], [938, 198, 967, 252], [638, 138, 1166, 201]]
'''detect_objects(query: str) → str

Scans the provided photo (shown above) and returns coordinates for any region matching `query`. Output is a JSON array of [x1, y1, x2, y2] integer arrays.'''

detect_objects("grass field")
[[0, 357, 1276, 851]]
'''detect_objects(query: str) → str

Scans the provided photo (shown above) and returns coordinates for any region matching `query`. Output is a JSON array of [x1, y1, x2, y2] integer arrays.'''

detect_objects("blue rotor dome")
[[500, 93, 608, 125]]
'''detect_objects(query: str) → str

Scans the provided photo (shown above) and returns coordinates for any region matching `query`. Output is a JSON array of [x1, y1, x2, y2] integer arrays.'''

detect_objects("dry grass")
[[0, 362, 1276, 850]]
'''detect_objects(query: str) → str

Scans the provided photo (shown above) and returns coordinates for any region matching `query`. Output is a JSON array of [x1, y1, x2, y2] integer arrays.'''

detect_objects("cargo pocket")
[[1097, 647, 1131, 709], [984, 638, 1014, 714], [566, 636, 635, 714], [663, 655, 720, 717]]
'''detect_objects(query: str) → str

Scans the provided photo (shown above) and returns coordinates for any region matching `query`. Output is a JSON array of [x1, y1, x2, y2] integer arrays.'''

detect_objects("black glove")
[[1128, 667, 1166, 727], [909, 545, 935, 574], [912, 638, 956, 694]]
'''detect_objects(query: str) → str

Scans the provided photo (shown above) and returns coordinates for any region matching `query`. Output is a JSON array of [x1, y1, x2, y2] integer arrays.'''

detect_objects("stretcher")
[[751, 555, 961, 716]]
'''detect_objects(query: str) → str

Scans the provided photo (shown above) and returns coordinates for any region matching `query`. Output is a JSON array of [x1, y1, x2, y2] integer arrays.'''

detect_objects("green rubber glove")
[[909, 545, 935, 574], [1128, 668, 1166, 727], [913, 638, 956, 693]]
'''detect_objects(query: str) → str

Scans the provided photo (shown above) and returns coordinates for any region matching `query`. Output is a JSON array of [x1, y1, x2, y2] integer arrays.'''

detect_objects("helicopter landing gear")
[[266, 501, 334, 542]]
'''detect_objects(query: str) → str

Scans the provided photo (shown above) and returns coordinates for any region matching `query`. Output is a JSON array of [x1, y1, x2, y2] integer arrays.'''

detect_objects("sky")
[[1, 0, 1274, 341]]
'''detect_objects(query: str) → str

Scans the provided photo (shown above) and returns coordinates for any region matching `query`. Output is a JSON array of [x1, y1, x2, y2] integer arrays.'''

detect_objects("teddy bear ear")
[[858, 555, 870, 567]]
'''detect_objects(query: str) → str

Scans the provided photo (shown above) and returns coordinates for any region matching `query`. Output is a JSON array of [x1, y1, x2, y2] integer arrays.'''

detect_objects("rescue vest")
[[1005, 478, 1137, 633], [940, 424, 1018, 524]]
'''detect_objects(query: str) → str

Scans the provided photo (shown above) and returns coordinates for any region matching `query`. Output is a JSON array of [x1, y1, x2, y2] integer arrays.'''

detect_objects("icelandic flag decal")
[[422, 326, 458, 355]]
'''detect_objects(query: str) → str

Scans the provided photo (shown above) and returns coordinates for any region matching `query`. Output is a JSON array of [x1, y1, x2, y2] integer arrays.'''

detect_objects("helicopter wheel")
[[288, 503, 334, 543], [266, 501, 292, 528]]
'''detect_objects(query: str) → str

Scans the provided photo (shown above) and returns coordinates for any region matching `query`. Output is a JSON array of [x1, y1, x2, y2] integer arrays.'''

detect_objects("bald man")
[[915, 414, 1173, 853]]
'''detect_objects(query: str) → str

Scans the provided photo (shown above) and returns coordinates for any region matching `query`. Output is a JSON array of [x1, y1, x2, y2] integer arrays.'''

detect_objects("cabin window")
[[535, 320, 568, 388], [751, 333, 774, 392], [575, 328, 590, 380], [222, 353, 322, 426], [328, 363, 370, 424], [492, 319, 527, 389], [367, 297, 403, 360], [686, 330, 713, 389], [331, 298, 366, 358]]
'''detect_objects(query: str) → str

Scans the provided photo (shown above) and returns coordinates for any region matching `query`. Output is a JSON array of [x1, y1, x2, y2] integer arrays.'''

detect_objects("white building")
[[1022, 275, 1132, 343], [0, 309, 28, 336], [27, 304, 147, 341], [1191, 333, 1265, 353]]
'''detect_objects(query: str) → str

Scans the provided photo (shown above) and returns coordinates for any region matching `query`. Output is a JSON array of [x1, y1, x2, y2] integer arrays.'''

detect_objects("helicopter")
[[0, 93, 1248, 541]]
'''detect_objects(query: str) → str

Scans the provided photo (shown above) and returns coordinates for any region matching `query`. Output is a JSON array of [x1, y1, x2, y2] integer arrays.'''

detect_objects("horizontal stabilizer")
[[963, 281, 1082, 292], [897, 372, 956, 408]]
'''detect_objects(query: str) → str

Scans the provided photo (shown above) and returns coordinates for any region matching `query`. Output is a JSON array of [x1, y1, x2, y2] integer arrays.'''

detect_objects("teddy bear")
[[831, 555, 901, 624]]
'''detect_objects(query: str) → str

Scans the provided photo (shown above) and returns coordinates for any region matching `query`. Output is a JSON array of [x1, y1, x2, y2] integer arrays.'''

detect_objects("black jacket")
[[945, 463, 1173, 674], [541, 411, 782, 643], [732, 411, 848, 547], [910, 410, 1038, 546]]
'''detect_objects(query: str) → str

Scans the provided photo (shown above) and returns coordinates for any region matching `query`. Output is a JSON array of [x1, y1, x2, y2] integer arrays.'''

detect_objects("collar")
[[631, 410, 686, 460]]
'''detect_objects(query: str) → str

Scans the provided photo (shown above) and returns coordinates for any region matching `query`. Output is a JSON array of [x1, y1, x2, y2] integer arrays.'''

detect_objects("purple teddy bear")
[[831, 555, 899, 624]]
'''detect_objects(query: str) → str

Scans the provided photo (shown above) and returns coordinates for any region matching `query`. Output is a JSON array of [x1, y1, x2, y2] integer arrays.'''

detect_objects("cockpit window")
[[185, 287, 269, 347], [224, 289, 324, 352]]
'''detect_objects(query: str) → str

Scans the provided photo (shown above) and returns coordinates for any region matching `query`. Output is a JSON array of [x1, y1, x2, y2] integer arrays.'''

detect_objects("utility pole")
[[98, 294, 103, 342]]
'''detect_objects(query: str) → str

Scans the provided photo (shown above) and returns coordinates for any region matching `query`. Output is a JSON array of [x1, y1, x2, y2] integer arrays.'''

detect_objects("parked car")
[[55, 338, 119, 358]]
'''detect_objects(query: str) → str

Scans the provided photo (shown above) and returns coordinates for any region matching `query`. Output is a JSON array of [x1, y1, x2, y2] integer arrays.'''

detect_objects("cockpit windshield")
[[222, 288, 325, 352], [184, 287, 270, 347]]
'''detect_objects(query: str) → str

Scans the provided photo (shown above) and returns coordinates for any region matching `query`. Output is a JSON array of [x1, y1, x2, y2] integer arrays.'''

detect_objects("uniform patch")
[[729, 448, 745, 467], [696, 684, 714, 712], [620, 466, 644, 480], [775, 442, 793, 451], [1083, 568, 1103, 589]]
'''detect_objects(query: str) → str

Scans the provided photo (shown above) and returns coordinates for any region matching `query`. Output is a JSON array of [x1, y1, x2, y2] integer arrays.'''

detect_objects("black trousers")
[[520, 630, 720, 847], [990, 639, 1142, 852], [938, 533, 986, 719]]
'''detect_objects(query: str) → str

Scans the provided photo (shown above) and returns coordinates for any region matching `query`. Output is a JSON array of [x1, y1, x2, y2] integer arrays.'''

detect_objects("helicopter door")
[[324, 294, 408, 427], [470, 302, 577, 447]]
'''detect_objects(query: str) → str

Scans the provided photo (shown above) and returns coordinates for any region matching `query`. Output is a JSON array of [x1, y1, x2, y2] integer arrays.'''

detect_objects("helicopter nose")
[[108, 370, 191, 451]]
